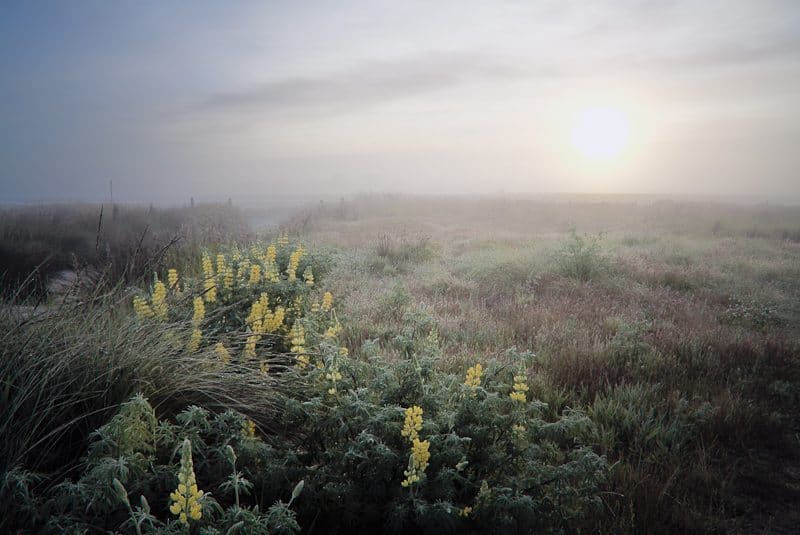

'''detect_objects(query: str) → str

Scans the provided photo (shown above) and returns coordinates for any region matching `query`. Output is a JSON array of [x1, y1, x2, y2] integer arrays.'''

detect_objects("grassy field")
[[2, 196, 799, 533], [295, 195, 800, 532]]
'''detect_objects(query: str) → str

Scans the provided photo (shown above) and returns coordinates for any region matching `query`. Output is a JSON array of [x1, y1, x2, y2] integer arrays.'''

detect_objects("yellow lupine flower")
[[242, 419, 256, 438], [214, 342, 230, 365], [278, 234, 289, 247], [249, 264, 261, 285], [223, 266, 234, 290], [264, 244, 277, 265], [459, 506, 473, 517], [237, 258, 250, 284], [260, 360, 270, 375], [187, 328, 202, 352], [152, 279, 167, 320], [510, 374, 529, 403], [402, 438, 431, 487], [268, 264, 280, 283], [169, 439, 203, 525], [133, 296, 154, 319], [321, 291, 333, 312], [167, 268, 179, 291], [464, 363, 483, 390], [303, 266, 314, 285], [339, 346, 349, 357], [289, 323, 305, 354], [401, 405, 424, 442], [216, 253, 226, 276], [264, 306, 285, 332], [246, 300, 264, 333], [287, 247, 304, 281], [324, 321, 342, 339], [201, 255, 217, 302], [244, 334, 259, 359], [192, 297, 205, 327], [202, 254, 214, 278]]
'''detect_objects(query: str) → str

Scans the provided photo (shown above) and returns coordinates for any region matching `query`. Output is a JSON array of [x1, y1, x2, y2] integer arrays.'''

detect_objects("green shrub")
[[2, 236, 614, 534], [552, 230, 608, 281], [368, 234, 434, 274], [21, 351, 608, 533]]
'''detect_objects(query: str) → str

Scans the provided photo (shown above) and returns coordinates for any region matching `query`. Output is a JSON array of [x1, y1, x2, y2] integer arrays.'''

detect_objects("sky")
[[2, 0, 800, 203]]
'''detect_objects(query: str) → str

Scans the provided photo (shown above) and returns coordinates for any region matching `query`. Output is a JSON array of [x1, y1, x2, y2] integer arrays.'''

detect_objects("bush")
[[552, 230, 608, 281], [2, 239, 610, 533]]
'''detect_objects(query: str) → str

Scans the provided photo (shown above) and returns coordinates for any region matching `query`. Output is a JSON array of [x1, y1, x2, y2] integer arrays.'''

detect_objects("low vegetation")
[[2, 196, 799, 533]]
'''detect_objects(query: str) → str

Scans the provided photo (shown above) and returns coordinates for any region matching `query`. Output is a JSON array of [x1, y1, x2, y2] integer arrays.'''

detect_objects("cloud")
[[192, 53, 529, 118]]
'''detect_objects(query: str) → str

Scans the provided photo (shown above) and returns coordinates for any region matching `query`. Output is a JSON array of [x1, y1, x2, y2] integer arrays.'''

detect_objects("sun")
[[569, 105, 632, 162]]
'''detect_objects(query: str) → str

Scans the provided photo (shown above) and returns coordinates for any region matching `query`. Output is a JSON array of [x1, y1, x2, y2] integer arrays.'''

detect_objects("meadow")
[[1, 196, 799, 533]]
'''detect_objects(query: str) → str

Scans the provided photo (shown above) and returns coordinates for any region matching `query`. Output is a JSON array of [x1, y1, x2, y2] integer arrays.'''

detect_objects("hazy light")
[[569, 105, 632, 162]]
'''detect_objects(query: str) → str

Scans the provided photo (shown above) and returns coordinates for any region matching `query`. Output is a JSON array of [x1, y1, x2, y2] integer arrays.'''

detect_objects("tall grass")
[[0, 284, 280, 480], [0, 203, 250, 297]]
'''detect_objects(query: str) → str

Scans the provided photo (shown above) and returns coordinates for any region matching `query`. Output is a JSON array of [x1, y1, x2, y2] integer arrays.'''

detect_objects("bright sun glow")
[[569, 105, 632, 162]]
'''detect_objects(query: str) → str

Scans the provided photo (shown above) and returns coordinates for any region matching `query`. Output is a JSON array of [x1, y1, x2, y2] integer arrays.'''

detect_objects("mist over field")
[[3, 2, 800, 534], [3, 1, 800, 203]]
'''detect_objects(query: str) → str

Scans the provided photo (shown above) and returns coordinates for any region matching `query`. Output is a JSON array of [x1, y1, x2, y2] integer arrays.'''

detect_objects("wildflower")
[[401, 405, 424, 442], [324, 321, 342, 339], [214, 342, 230, 365], [402, 438, 431, 487], [510, 374, 529, 403], [259, 360, 270, 375], [264, 244, 277, 265], [311, 301, 320, 313], [464, 363, 483, 390], [223, 266, 234, 290], [321, 291, 333, 312], [244, 334, 259, 359], [202, 255, 217, 302], [235, 259, 248, 285], [133, 296, 154, 319], [289, 322, 305, 354], [188, 329, 202, 352], [278, 234, 289, 247], [459, 506, 473, 517], [263, 306, 285, 332], [287, 246, 304, 281], [192, 297, 205, 327], [339, 346, 349, 357], [152, 279, 167, 320], [216, 253, 226, 276], [326, 367, 342, 394], [246, 300, 264, 334], [303, 266, 314, 285], [168, 268, 179, 292], [296, 355, 310, 369], [169, 439, 203, 525], [242, 419, 256, 438], [249, 264, 261, 285]]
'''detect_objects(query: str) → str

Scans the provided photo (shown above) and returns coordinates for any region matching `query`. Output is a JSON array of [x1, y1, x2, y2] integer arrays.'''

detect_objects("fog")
[[2, 1, 800, 204]]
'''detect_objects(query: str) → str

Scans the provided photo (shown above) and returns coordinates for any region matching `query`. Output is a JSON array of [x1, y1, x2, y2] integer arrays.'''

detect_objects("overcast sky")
[[2, 1, 800, 203]]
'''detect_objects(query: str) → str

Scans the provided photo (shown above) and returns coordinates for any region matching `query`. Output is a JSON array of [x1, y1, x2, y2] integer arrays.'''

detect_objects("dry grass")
[[297, 194, 800, 533]]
